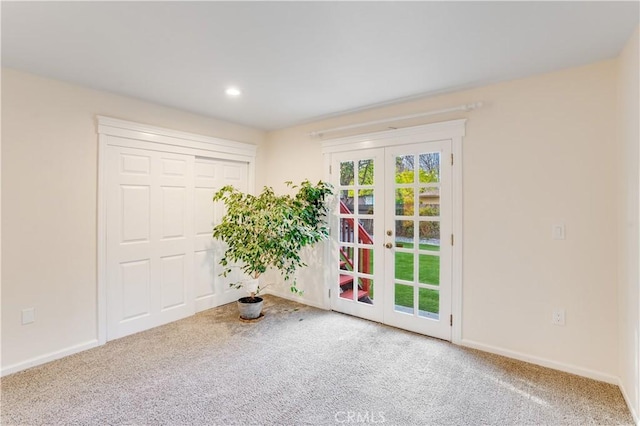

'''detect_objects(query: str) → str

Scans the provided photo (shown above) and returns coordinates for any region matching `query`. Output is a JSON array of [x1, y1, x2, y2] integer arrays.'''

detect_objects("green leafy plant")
[[212, 180, 333, 298]]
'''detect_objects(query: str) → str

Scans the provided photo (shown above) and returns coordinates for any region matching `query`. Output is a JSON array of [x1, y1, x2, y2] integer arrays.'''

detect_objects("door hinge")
[[329, 165, 332, 174], [451, 234, 454, 246], [328, 288, 331, 298], [450, 153, 454, 166], [450, 314, 453, 326]]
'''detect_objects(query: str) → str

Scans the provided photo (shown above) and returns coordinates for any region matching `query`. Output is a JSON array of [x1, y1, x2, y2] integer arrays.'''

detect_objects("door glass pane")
[[419, 221, 440, 245], [395, 155, 414, 183], [357, 189, 374, 214], [395, 283, 414, 313], [395, 251, 414, 281], [339, 272, 356, 301], [340, 161, 354, 186], [418, 288, 440, 318], [419, 187, 440, 216], [395, 188, 414, 215], [339, 218, 354, 243], [358, 159, 374, 185], [395, 220, 414, 246], [419, 254, 440, 285], [358, 219, 374, 242], [359, 278, 374, 304], [340, 190, 354, 213], [421, 240, 439, 252], [358, 248, 374, 274], [419, 153, 440, 183], [339, 246, 354, 271]]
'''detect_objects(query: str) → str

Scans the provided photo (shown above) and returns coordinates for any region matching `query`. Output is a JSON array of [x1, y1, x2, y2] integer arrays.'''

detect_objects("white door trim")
[[97, 116, 258, 158], [320, 119, 466, 154], [97, 116, 256, 345], [322, 119, 465, 344]]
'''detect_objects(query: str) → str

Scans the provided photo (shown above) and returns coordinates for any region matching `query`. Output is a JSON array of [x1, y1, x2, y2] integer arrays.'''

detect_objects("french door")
[[330, 140, 452, 340]]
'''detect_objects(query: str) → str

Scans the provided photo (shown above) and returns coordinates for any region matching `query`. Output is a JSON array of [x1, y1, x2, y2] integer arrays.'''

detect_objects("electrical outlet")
[[21, 308, 35, 325], [552, 309, 565, 326]]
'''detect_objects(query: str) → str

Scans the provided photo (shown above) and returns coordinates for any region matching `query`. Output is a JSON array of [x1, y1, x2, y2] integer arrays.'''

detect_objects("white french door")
[[330, 140, 453, 340], [331, 149, 385, 323]]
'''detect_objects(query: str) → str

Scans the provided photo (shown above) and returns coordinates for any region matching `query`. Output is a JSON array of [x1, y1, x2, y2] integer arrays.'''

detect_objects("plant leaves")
[[212, 181, 333, 294]]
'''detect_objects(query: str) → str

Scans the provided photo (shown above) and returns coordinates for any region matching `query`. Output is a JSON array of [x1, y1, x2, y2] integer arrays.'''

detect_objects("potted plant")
[[212, 180, 333, 319]]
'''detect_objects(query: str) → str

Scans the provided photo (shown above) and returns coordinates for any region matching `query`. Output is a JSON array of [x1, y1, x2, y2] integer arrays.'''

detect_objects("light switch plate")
[[21, 308, 35, 325], [552, 224, 565, 240]]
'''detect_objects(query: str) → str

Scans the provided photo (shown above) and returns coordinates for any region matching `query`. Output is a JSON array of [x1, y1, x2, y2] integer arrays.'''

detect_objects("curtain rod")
[[309, 101, 483, 138]]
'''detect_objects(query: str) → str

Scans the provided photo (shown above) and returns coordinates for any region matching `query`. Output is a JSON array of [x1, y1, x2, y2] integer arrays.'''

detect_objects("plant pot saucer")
[[239, 313, 265, 323]]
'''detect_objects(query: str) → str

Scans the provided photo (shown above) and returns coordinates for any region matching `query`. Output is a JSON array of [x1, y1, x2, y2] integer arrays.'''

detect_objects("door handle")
[[385, 242, 393, 249]]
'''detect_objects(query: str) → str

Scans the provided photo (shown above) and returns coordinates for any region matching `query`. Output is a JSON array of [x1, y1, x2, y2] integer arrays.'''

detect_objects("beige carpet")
[[1, 295, 633, 425]]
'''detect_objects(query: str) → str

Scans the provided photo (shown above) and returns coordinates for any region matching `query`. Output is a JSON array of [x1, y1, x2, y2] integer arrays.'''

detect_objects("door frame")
[[321, 119, 465, 344], [96, 116, 256, 345]]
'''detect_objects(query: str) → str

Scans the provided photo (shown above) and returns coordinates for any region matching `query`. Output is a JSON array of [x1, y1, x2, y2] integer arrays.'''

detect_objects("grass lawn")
[[394, 285, 439, 314], [394, 243, 440, 284], [340, 242, 441, 314], [394, 242, 440, 313]]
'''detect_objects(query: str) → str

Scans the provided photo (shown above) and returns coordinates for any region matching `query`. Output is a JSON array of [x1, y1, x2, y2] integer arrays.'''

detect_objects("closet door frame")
[[97, 116, 257, 345]]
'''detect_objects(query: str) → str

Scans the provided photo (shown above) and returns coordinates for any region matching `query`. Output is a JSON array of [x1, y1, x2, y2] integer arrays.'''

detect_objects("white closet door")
[[193, 157, 248, 311], [106, 146, 195, 340]]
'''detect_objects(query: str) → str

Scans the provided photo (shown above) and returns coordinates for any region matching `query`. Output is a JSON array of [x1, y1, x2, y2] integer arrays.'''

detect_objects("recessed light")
[[225, 87, 241, 97]]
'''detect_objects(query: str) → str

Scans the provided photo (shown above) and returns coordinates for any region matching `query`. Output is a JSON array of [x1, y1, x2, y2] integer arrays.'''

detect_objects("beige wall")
[[1, 68, 266, 370], [265, 59, 620, 381], [2, 45, 635, 396], [618, 26, 640, 422]]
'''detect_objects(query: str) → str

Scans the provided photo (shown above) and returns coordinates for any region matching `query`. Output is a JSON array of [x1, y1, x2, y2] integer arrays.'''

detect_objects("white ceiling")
[[2, 2, 638, 131]]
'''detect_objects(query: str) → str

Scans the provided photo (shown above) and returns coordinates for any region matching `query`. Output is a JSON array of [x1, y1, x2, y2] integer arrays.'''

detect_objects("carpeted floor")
[[1, 295, 633, 425]]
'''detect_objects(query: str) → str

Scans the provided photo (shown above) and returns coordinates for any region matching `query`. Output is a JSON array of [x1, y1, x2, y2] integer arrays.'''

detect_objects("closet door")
[[106, 146, 195, 340], [98, 116, 258, 342], [193, 157, 248, 311]]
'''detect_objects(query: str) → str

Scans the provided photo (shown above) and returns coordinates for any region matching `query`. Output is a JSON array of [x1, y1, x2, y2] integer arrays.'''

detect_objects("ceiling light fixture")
[[225, 87, 241, 97]]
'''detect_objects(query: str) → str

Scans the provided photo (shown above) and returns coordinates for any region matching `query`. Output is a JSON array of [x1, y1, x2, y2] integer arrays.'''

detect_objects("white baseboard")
[[619, 377, 640, 425], [460, 339, 619, 385], [1, 339, 100, 377]]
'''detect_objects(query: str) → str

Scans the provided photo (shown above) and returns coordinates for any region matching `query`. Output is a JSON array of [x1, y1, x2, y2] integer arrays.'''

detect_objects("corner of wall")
[[617, 24, 640, 423]]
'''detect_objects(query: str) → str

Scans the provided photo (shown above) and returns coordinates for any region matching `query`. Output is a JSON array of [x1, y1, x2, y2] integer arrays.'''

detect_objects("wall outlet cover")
[[552, 309, 566, 326]]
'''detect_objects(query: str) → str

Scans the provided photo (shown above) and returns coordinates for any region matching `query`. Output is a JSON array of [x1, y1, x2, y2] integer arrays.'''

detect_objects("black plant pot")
[[237, 296, 264, 320]]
